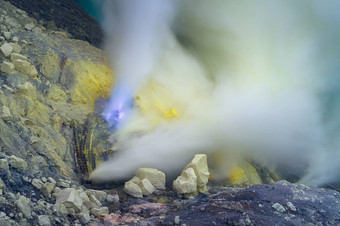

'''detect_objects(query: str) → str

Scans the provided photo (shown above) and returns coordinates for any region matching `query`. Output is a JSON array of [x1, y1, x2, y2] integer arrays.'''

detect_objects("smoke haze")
[[90, 0, 340, 185]]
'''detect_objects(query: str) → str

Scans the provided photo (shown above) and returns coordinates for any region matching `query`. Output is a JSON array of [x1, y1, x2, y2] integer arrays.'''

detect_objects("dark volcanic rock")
[[160, 181, 340, 225], [102, 181, 340, 225], [6, 0, 104, 48]]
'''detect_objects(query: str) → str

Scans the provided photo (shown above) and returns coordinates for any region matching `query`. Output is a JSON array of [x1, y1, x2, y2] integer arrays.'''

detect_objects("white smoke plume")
[[90, 0, 340, 185]]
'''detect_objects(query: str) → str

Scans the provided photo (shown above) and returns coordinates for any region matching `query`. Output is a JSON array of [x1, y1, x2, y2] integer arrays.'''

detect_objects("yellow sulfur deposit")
[[64, 59, 113, 108], [135, 79, 180, 123], [228, 162, 263, 187]]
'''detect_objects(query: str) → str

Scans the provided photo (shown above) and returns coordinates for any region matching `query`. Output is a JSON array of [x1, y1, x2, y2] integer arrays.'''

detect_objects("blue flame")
[[103, 83, 133, 131]]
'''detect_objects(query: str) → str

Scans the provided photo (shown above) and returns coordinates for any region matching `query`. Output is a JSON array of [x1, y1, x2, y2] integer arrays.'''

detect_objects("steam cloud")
[[90, 0, 340, 185]]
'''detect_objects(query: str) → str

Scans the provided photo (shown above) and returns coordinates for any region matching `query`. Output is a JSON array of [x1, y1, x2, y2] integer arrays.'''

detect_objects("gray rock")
[[106, 194, 119, 204], [12, 59, 31, 75], [85, 189, 107, 203], [0, 178, 5, 190], [37, 215, 50, 226], [0, 36, 5, 42], [41, 182, 55, 197], [47, 177, 56, 184], [58, 181, 70, 188], [3, 32, 11, 40], [15, 196, 32, 219], [286, 202, 296, 212], [0, 217, 14, 226], [77, 190, 93, 209], [0, 61, 14, 74], [79, 213, 91, 224], [272, 203, 286, 213], [10, 53, 28, 62], [88, 194, 101, 208], [52, 187, 61, 197], [11, 37, 18, 43], [41, 177, 47, 183], [54, 188, 83, 213], [90, 207, 109, 217], [8, 43, 21, 54], [0, 106, 12, 121], [0, 159, 9, 171], [8, 155, 28, 171], [0, 43, 13, 57], [124, 181, 143, 198], [24, 23, 35, 31], [174, 216, 180, 225], [32, 178, 44, 190]]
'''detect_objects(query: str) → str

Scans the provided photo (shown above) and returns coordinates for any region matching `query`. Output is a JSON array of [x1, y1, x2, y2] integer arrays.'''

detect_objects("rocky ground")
[[0, 0, 339, 225]]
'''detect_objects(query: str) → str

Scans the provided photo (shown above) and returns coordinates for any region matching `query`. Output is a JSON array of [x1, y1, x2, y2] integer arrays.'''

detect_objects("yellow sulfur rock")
[[228, 161, 262, 186], [135, 80, 181, 123]]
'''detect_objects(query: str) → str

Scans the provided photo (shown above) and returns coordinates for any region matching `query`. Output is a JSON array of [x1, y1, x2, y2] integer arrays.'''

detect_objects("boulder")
[[54, 188, 83, 213], [0, 106, 12, 121], [183, 154, 209, 192], [15, 196, 32, 219], [106, 194, 119, 204], [136, 168, 166, 190], [37, 215, 50, 226], [88, 194, 102, 208], [124, 180, 143, 198], [28, 66, 38, 78], [31, 178, 44, 190], [173, 168, 198, 196], [77, 190, 93, 209], [138, 178, 155, 196], [40, 182, 55, 197], [10, 53, 28, 62], [90, 207, 109, 217], [47, 85, 67, 102], [13, 59, 31, 75], [0, 43, 13, 57], [17, 82, 37, 99], [1, 62, 14, 74], [0, 178, 5, 190], [8, 155, 28, 171], [85, 189, 107, 203], [24, 23, 35, 31], [3, 32, 11, 40], [9, 42, 21, 53], [0, 159, 9, 170]]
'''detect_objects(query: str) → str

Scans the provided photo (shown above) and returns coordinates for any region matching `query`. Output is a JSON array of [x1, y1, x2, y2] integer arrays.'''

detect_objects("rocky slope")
[[0, 1, 339, 225]]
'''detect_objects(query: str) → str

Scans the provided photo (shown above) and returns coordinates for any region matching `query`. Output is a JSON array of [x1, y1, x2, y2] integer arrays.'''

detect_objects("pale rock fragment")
[[0, 43, 13, 57], [24, 23, 35, 31], [8, 155, 28, 171], [138, 178, 155, 196], [173, 167, 197, 195], [10, 53, 27, 61], [124, 180, 143, 198], [3, 32, 11, 40], [136, 168, 166, 190], [1, 61, 14, 74], [28, 65, 38, 78], [90, 207, 109, 217], [17, 82, 37, 99], [54, 188, 83, 213], [0, 159, 9, 170], [9, 42, 21, 53], [183, 154, 209, 193], [85, 189, 107, 203], [13, 59, 31, 75]]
